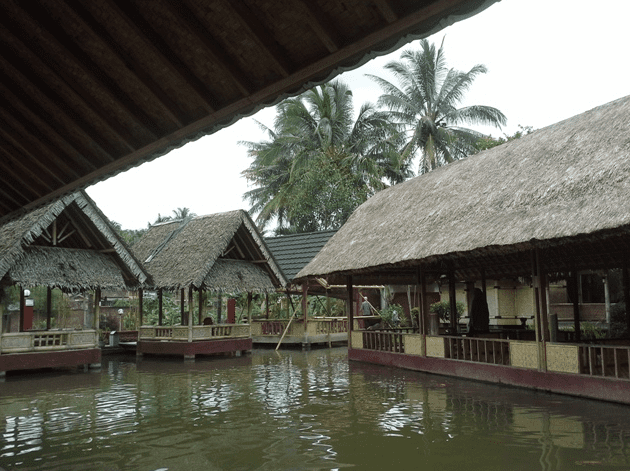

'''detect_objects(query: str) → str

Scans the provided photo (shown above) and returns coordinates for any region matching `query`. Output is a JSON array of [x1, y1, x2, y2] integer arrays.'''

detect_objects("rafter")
[[226, 0, 293, 78], [104, 0, 217, 113], [64, 0, 186, 128], [295, 0, 340, 53], [163, 0, 253, 97]]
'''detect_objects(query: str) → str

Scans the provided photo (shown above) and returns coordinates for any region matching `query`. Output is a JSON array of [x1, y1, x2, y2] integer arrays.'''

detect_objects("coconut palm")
[[241, 80, 409, 233], [368, 38, 507, 174]]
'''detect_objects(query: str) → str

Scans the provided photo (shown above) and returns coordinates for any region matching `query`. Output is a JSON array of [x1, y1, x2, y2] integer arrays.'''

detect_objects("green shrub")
[[429, 300, 465, 323]]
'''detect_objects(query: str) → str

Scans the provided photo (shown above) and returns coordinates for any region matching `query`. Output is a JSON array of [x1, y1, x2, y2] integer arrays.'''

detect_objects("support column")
[[188, 286, 193, 343], [19, 286, 24, 332], [158, 289, 163, 326], [265, 293, 270, 319], [94, 288, 101, 331], [180, 288, 185, 325], [217, 290, 223, 324], [247, 292, 252, 323], [198, 288, 204, 325], [47, 287, 52, 330], [346, 276, 354, 348], [623, 257, 630, 335], [532, 248, 548, 372], [448, 269, 457, 334], [569, 271, 581, 342], [138, 288, 144, 327], [302, 284, 309, 350], [417, 268, 427, 357]]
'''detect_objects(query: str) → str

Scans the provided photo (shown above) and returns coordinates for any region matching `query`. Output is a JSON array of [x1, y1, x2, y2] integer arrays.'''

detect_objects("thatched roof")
[[0, 191, 148, 291], [0, 0, 497, 224], [9, 246, 126, 291], [133, 209, 286, 292], [203, 259, 276, 294], [297, 95, 630, 284]]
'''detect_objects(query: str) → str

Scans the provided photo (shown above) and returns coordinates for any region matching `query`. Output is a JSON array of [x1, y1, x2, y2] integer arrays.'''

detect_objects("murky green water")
[[1, 348, 630, 470]]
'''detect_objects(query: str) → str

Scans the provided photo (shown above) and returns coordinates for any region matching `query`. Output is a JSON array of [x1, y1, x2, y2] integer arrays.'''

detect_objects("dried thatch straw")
[[0, 191, 148, 290], [133, 209, 286, 291], [297, 95, 630, 281], [10, 246, 125, 291], [203, 259, 276, 293]]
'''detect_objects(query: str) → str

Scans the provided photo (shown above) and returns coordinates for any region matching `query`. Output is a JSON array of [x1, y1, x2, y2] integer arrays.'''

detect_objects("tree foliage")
[[369, 38, 507, 174], [241, 80, 409, 234], [474, 125, 534, 152]]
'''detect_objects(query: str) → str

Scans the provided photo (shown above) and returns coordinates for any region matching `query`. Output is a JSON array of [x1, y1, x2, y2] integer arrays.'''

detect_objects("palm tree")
[[241, 80, 409, 232], [368, 38, 507, 174], [172, 207, 196, 220]]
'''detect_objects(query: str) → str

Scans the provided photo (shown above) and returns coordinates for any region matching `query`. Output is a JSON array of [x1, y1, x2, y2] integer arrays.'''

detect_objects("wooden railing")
[[139, 324, 251, 341], [362, 331, 404, 353], [443, 335, 511, 366], [314, 318, 348, 334], [1, 330, 98, 354], [579, 344, 630, 380]]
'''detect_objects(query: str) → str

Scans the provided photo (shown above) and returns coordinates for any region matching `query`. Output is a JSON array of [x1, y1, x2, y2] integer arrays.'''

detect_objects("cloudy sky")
[[87, 0, 630, 230]]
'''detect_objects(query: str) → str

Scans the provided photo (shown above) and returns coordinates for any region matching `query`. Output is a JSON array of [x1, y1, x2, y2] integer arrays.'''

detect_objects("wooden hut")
[[296, 95, 630, 404], [132, 209, 286, 359], [0, 191, 148, 376]]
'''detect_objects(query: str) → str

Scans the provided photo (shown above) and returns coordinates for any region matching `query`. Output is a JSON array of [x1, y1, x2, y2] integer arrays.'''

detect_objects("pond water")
[[1, 348, 630, 470]]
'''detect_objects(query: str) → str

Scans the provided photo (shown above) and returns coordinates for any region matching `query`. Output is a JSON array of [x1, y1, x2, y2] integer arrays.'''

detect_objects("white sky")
[[87, 0, 630, 230]]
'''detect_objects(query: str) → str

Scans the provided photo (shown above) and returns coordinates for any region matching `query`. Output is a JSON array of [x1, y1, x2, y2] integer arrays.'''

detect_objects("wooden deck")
[[350, 330, 630, 405], [251, 318, 348, 348], [0, 329, 101, 375], [137, 324, 252, 359]]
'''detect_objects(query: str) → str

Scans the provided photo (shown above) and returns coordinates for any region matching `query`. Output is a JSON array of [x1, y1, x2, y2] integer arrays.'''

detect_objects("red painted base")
[[349, 348, 630, 405], [0, 349, 101, 373], [137, 338, 252, 358]]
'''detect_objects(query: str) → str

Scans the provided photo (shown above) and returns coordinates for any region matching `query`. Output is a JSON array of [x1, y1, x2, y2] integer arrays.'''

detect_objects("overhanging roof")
[[0, 0, 497, 224]]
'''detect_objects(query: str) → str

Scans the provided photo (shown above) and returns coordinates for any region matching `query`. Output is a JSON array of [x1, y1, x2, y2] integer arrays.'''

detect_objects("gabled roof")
[[0, 191, 148, 291], [265, 230, 337, 281], [133, 209, 286, 292], [297, 95, 630, 284], [0, 0, 498, 223]]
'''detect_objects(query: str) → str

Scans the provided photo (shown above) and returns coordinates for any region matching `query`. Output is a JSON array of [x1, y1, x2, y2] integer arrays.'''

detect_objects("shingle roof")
[[265, 230, 337, 281]]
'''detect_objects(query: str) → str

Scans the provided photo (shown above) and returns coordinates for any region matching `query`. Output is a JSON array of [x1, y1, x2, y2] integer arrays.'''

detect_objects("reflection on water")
[[1, 348, 630, 470]]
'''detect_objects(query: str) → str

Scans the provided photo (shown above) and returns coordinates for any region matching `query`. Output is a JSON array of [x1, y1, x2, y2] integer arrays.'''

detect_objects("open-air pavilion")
[[132, 209, 286, 359], [0, 191, 148, 375], [296, 95, 630, 405]]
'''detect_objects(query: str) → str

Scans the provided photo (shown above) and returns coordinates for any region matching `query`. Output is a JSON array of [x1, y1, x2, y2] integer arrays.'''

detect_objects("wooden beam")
[[163, 0, 252, 96], [104, 0, 217, 113], [226, 0, 292, 77], [65, 0, 185, 128], [12, 2, 162, 138], [0, 23, 137, 152], [295, 0, 340, 53], [372, 0, 399, 23]]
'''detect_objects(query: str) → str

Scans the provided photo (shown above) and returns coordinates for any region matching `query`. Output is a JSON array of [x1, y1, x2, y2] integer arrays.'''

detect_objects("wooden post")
[[302, 284, 308, 324], [158, 289, 163, 326], [418, 268, 427, 357], [180, 288, 185, 324], [198, 288, 204, 325], [188, 285, 193, 342], [46, 286, 52, 330], [247, 292, 252, 322], [19, 286, 24, 332], [94, 288, 101, 331], [346, 276, 354, 348], [481, 269, 487, 296], [265, 293, 270, 319], [532, 248, 547, 371], [138, 288, 144, 326], [217, 290, 223, 324], [448, 269, 457, 334], [624, 256, 630, 335], [569, 271, 581, 342]]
